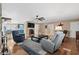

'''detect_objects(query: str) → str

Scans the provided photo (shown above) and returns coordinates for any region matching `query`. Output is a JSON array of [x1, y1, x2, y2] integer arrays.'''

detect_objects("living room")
[[0, 3, 79, 55]]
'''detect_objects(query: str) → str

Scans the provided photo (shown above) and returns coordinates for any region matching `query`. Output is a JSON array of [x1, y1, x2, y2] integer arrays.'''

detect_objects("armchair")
[[12, 30, 25, 43], [40, 31, 65, 53]]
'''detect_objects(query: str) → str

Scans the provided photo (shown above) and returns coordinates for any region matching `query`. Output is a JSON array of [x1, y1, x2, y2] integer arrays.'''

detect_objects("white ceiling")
[[2, 3, 79, 23]]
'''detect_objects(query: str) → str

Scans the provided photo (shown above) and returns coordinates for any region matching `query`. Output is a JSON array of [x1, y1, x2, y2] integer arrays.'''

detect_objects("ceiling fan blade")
[[35, 15, 45, 21]]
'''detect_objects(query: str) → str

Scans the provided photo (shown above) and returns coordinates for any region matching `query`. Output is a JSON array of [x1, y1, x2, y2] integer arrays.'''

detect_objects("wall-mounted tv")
[[28, 23, 35, 28]]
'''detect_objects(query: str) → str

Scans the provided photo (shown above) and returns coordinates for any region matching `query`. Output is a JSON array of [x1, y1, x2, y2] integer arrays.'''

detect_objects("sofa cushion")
[[21, 38, 47, 55], [40, 38, 55, 53]]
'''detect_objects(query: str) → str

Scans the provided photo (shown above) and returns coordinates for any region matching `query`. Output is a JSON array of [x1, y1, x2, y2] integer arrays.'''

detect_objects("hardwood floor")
[[52, 37, 79, 55], [0, 37, 78, 55], [12, 44, 29, 55]]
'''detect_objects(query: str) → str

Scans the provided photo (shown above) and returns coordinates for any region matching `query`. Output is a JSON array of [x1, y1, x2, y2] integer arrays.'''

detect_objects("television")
[[28, 23, 35, 28]]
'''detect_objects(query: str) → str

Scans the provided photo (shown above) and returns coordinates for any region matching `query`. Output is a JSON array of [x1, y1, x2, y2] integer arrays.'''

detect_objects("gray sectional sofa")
[[20, 31, 65, 55]]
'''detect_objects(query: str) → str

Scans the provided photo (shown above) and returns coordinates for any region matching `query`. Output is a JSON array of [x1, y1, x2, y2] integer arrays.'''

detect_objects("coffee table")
[[31, 35, 48, 43]]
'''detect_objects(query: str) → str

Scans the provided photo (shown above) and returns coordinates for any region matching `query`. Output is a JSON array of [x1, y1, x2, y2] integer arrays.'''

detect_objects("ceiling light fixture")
[[35, 15, 45, 21]]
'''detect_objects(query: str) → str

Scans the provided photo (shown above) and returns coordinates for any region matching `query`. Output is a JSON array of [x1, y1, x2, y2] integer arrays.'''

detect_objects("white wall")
[[45, 24, 54, 38], [70, 21, 79, 38]]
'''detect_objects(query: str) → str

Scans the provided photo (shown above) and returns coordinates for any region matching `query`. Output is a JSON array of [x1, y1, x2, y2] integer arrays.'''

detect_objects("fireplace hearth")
[[29, 29, 34, 37]]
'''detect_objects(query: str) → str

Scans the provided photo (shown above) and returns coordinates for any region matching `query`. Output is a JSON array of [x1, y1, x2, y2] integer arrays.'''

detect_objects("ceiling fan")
[[35, 15, 45, 21]]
